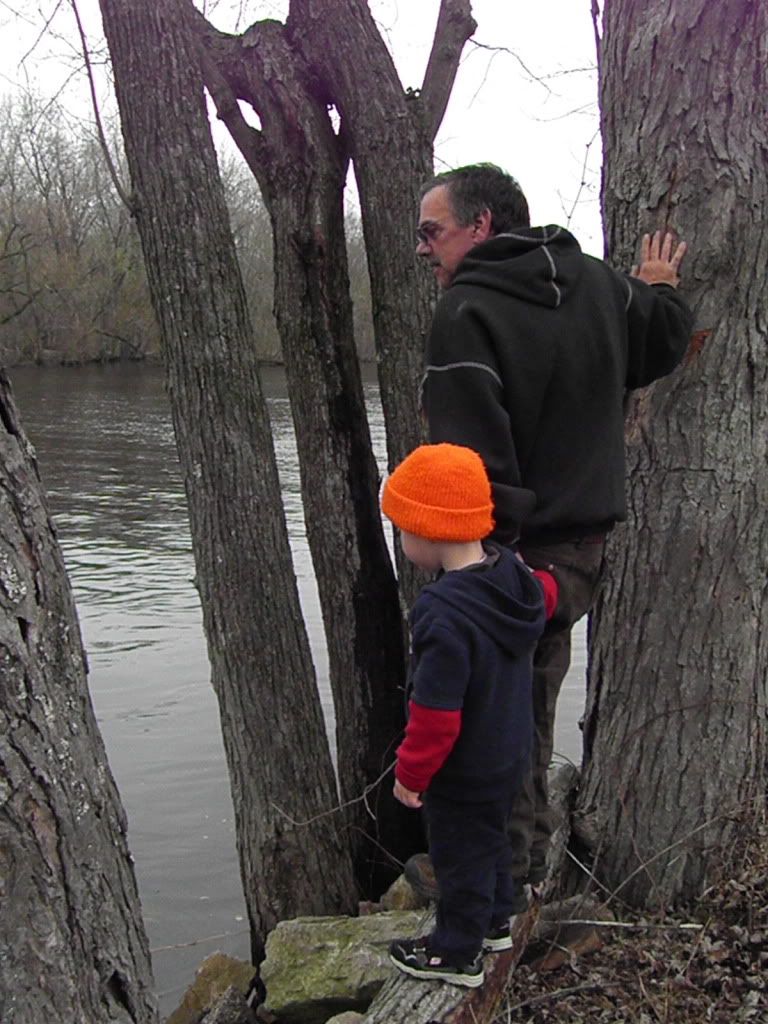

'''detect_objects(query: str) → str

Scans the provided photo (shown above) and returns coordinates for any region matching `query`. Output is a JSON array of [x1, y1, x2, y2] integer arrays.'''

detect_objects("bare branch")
[[270, 759, 397, 829], [68, 0, 132, 211], [468, 38, 554, 97], [564, 128, 600, 227], [540, 64, 598, 81], [150, 925, 250, 955], [555, 919, 703, 931], [420, 0, 476, 142], [0, 293, 37, 325], [15, 0, 65, 70]]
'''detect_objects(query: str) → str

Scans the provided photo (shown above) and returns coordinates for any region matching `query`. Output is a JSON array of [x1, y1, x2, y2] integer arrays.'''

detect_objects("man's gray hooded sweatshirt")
[[421, 225, 694, 544]]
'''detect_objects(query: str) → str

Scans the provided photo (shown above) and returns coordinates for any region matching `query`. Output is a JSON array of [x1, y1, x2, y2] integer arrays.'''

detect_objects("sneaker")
[[403, 853, 440, 901], [389, 937, 484, 988], [483, 918, 515, 952]]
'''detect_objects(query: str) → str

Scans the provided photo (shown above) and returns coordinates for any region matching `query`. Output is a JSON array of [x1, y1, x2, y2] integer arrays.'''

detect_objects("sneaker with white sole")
[[389, 937, 484, 988], [483, 918, 515, 952]]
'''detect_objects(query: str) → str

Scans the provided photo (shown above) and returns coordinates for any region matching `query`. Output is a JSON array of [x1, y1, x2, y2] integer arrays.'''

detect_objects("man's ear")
[[473, 207, 493, 242]]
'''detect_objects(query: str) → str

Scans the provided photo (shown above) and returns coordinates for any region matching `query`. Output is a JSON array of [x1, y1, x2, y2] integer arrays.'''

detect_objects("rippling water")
[[8, 362, 586, 1013]]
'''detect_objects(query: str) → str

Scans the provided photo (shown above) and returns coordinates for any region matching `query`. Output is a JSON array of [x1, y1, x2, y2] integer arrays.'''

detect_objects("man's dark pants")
[[510, 536, 606, 883]]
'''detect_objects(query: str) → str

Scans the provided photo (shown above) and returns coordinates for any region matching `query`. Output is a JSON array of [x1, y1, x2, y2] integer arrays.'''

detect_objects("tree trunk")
[[192, 0, 475, 882], [193, 11, 416, 891], [97, 0, 356, 955], [573, 0, 768, 907], [0, 373, 157, 1023], [289, 0, 476, 601]]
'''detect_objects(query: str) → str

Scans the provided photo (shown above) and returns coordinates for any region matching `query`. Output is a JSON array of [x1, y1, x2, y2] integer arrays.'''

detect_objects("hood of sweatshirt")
[[420, 546, 545, 658], [451, 224, 584, 309]]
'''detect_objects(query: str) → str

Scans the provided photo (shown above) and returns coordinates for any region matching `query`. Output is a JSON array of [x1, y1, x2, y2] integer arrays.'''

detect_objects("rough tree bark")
[[290, 0, 475, 469], [0, 373, 157, 1023], [573, 0, 768, 906], [190, 9, 415, 889], [186, 0, 474, 882], [289, 0, 476, 603], [97, 0, 356, 954]]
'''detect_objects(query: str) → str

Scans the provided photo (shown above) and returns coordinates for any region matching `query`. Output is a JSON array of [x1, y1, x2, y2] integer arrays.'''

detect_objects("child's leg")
[[424, 791, 509, 963]]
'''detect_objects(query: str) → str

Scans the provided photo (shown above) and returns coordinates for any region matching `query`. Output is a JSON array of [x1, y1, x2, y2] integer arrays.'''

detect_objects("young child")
[[381, 443, 556, 988]]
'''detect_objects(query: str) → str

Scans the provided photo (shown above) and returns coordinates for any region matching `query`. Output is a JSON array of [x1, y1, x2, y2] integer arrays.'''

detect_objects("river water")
[[8, 363, 587, 1015]]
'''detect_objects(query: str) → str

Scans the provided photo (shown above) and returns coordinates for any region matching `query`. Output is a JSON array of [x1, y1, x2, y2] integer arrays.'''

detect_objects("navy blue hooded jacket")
[[399, 545, 546, 802]]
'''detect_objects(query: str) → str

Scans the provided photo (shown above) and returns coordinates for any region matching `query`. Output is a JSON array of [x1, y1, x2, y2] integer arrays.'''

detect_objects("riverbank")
[[501, 825, 767, 1023], [164, 827, 767, 1023]]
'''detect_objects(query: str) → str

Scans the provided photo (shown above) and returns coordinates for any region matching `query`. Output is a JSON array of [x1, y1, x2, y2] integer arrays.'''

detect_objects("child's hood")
[[420, 547, 546, 657]]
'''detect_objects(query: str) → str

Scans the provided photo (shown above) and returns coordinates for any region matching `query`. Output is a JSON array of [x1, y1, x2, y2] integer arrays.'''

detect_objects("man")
[[409, 162, 692, 895]]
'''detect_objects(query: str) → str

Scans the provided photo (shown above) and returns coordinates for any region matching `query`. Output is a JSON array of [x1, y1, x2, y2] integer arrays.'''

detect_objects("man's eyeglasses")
[[416, 222, 442, 245]]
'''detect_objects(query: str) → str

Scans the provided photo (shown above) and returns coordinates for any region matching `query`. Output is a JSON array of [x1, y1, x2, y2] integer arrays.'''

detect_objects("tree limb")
[[68, 0, 132, 211], [420, 0, 476, 142], [182, 0, 271, 180]]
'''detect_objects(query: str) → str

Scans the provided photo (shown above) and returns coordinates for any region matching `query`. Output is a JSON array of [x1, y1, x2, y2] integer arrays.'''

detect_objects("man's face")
[[416, 185, 492, 289]]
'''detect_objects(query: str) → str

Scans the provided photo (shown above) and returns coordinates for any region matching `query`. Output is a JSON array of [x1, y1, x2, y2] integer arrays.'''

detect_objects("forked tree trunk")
[[289, 0, 476, 602], [573, 0, 768, 906], [0, 374, 157, 1023], [189, 0, 474, 882], [98, 0, 356, 954], [193, 11, 415, 891]]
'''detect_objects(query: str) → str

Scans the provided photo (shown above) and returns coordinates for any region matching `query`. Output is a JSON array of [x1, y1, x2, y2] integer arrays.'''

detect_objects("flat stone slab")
[[261, 909, 428, 1024]]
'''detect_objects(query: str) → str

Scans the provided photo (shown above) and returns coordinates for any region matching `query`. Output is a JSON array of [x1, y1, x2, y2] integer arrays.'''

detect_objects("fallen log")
[[361, 900, 539, 1024]]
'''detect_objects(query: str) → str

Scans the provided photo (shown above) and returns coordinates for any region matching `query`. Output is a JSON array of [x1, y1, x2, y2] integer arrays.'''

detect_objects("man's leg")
[[509, 538, 606, 883], [526, 620, 573, 880]]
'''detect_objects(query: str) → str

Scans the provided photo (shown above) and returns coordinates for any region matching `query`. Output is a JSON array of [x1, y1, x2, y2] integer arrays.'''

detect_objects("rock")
[[379, 873, 429, 911], [324, 1015, 365, 1024], [202, 985, 256, 1024], [261, 910, 427, 1024], [539, 763, 580, 898], [357, 900, 383, 916], [167, 952, 258, 1024]]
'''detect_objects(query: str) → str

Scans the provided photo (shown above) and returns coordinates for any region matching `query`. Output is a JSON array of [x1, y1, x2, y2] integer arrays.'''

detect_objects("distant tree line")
[[0, 94, 374, 366]]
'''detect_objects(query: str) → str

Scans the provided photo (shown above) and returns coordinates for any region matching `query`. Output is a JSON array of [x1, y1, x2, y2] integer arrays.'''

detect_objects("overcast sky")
[[2, 0, 603, 252]]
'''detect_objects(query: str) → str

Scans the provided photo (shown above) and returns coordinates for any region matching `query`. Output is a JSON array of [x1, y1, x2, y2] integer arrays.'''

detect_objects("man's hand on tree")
[[631, 230, 688, 287]]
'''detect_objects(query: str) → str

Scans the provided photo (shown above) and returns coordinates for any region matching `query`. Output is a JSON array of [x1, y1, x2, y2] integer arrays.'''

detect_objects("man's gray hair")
[[421, 163, 530, 234]]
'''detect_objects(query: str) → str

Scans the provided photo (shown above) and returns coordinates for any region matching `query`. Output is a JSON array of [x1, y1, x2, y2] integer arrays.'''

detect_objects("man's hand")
[[394, 779, 423, 808], [631, 230, 688, 288]]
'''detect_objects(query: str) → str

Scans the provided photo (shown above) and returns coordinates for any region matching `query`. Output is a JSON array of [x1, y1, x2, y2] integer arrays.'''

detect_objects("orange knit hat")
[[381, 443, 495, 542]]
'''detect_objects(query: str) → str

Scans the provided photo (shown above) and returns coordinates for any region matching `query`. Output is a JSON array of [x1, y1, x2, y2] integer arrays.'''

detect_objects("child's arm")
[[532, 568, 558, 619], [393, 779, 423, 808], [393, 616, 468, 804], [395, 700, 462, 798]]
